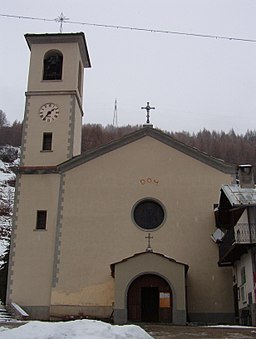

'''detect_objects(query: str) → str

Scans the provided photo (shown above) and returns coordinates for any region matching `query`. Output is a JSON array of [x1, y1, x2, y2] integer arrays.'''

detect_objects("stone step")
[[0, 305, 15, 321]]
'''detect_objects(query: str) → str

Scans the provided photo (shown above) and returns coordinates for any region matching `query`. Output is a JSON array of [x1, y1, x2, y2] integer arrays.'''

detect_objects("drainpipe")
[[247, 207, 256, 326]]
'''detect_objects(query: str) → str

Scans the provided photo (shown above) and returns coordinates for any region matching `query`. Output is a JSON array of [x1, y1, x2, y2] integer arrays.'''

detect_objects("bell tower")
[[21, 33, 91, 167], [7, 33, 91, 319]]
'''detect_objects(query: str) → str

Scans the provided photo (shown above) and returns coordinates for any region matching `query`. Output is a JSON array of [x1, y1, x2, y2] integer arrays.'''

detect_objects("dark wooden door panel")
[[127, 274, 172, 322]]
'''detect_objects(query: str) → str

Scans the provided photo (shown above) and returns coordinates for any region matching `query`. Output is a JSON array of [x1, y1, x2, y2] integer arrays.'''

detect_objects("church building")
[[7, 32, 237, 324]]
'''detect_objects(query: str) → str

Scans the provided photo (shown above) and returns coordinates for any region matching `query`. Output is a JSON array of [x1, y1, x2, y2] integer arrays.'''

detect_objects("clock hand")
[[43, 108, 55, 120], [43, 111, 51, 120]]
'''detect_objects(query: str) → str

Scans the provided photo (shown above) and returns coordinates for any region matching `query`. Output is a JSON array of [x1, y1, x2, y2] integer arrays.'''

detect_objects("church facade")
[[7, 32, 237, 324]]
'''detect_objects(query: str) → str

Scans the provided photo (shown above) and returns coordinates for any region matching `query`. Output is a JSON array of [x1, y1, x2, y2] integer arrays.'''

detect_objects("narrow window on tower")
[[36, 210, 47, 230], [43, 50, 63, 80], [42, 132, 53, 151]]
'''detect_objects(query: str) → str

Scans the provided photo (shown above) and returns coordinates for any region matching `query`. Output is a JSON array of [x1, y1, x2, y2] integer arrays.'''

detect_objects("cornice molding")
[[19, 166, 58, 174]]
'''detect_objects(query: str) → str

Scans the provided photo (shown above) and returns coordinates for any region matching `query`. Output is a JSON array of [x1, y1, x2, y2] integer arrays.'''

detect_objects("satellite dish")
[[211, 229, 224, 243]]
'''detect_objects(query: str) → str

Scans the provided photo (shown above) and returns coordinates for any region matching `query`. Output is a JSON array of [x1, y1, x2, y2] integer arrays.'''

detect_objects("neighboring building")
[[215, 165, 256, 325], [7, 32, 237, 324]]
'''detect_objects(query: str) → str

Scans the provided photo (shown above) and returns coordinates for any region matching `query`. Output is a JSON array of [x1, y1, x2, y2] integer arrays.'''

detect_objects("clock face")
[[39, 103, 59, 122]]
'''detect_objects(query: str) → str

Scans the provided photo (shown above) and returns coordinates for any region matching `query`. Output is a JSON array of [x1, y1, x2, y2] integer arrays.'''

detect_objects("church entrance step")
[[0, 304, 15, 321]]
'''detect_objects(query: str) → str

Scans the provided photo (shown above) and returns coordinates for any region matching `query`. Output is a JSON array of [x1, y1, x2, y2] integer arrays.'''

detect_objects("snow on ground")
[[0, 163, 16, 183], [0, 147, 19, 267], [0, 319, 153, 339], [207, 324, 256, 329]]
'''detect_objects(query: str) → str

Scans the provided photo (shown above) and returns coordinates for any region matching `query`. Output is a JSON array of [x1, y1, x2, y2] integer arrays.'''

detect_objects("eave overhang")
[[221, 184, 256, 208], [110, 251, 189, 278]]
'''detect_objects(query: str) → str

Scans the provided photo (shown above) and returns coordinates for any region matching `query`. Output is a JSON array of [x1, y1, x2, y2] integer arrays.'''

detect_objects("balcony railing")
[[218, 223, 256, 266], [235, 223, 256, 243]]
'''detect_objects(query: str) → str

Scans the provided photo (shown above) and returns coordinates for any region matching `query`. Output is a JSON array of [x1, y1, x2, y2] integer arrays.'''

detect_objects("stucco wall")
[[51, 136, 234, 318], [8, 174, 60, 306], [27, 42, 83, 93]]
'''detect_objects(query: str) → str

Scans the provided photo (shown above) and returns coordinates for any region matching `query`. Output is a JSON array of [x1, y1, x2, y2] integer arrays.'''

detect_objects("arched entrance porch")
[[111, 251, 188, 324], [127, 274, 172, 322]]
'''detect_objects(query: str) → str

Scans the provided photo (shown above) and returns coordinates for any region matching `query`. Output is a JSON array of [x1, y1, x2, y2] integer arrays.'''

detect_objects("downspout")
[[247, 207, 256, 326]]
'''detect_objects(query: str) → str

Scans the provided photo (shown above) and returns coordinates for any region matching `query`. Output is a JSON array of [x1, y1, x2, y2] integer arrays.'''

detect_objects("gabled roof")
[[58, 127, 236, 174], [215, 184, 256, 229], [110, 251, 189, 278], [221, 184, 256, 207]]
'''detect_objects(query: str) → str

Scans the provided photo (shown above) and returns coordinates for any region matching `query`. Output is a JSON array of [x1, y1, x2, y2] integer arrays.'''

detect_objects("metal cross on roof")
[[145, 233, 153, 252], [141, 102, 155, 124], [55, 12, 69, 33]]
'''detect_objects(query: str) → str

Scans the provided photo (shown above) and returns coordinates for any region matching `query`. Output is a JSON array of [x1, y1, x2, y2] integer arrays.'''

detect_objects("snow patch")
[[207, 324, 256, 329], [0, 319, 153, 339]]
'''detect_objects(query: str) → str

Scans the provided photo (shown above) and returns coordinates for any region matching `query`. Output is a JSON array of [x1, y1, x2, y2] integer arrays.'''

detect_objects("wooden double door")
[[127, 274, 172, 322]]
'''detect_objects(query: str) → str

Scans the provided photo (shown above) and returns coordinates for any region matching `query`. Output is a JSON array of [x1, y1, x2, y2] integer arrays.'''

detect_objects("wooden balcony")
[[218, 223, 256, 266]]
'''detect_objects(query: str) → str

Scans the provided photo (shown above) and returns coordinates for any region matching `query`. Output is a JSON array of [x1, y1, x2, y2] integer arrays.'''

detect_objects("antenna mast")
[[113, 98, 118, 127]]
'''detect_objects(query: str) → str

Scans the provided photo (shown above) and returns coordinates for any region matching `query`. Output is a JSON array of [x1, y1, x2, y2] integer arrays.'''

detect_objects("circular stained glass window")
[[133, 199, 165, 230]]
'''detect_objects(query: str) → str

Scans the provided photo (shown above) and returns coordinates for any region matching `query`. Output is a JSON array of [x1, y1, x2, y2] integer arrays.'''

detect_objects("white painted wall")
[[235, 250, 254, 308]]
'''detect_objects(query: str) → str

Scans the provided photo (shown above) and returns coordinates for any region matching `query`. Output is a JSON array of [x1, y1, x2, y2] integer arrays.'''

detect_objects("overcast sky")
[[1, 0, 256, 134]]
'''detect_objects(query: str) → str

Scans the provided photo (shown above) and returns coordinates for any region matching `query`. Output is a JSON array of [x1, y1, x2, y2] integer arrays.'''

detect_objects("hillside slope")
[[0, 146, 19, 266]]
